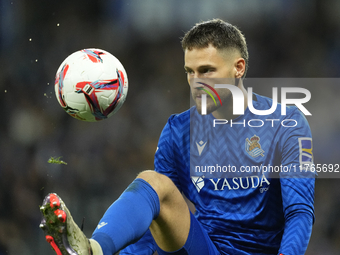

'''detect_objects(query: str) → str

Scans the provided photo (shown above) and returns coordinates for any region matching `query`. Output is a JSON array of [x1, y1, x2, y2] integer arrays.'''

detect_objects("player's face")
[[184, 45, 242, 115]]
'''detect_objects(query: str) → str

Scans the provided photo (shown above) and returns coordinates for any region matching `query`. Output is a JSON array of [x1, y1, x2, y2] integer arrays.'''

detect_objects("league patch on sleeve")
[[298, 137, 313, 165]]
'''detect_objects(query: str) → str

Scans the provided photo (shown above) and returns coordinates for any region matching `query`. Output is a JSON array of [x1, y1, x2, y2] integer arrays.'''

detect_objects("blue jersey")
[[121, 94, 315, 255]]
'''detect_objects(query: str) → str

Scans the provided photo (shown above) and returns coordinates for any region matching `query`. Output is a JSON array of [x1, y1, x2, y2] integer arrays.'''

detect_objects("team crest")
[[245, 135, 265, 158]]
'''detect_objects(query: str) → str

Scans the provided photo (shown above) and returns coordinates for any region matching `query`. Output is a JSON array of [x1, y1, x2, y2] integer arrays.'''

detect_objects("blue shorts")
[[156, 212, 221, 255]]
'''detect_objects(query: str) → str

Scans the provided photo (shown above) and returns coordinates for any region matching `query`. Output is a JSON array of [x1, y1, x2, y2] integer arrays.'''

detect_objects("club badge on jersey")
[[245, 134, 265, 158]]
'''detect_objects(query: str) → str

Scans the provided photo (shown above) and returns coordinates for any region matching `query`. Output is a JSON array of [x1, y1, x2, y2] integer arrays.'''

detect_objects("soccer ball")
[[54, 48, 128, 122]]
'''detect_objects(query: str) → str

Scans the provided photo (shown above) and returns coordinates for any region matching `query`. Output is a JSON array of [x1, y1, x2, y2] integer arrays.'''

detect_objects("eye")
[[202, 68, 214, 74], [185, 70, 194, 75]]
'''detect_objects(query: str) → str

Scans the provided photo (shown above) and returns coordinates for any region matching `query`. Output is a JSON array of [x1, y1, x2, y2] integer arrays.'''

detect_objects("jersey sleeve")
[[154, 116, 181, 189], [278, 109, 315, 255]]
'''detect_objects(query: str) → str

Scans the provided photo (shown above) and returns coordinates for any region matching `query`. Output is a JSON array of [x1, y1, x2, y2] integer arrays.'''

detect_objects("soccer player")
[[40, 19, 315, 255]]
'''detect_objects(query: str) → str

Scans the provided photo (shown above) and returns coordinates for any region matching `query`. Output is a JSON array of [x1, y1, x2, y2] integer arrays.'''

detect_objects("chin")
[[195, 103, 217, 115]]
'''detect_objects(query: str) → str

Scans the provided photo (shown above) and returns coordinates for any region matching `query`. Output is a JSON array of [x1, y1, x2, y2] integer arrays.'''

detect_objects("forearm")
[[278, 210, 313, 255]]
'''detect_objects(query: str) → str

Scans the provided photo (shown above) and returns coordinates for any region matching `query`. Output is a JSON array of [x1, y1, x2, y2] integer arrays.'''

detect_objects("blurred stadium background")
[[0, 0, 340, 254]]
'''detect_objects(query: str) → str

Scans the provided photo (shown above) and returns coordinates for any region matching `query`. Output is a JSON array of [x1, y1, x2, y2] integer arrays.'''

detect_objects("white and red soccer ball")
[[55, 48, 128, 122]]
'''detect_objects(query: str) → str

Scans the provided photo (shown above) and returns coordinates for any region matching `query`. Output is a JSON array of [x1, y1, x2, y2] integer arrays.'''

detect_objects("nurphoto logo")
[[200, 84, 312, 116]]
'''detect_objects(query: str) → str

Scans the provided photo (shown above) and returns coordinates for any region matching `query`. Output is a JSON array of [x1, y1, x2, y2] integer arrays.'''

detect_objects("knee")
[[136, 170, 176, 201]]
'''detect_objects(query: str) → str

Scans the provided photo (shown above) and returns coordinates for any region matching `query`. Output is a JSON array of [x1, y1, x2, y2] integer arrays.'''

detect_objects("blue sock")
[[91, 178, 160, 255]]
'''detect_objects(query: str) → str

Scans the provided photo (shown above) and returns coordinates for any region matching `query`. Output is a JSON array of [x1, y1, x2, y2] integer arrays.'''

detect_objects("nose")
[[190, 79, 206, 89]]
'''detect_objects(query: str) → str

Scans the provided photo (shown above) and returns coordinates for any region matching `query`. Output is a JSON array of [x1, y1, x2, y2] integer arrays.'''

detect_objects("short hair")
[[181, 19, 249, 77]]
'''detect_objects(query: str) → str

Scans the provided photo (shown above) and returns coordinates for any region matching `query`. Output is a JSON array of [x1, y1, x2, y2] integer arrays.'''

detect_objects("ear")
[[234, 58, 246, 78]]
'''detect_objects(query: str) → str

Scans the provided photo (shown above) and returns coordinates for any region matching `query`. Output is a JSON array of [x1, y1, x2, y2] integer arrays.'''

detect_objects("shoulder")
[[253, 93, 307, 121], [159, 108, 192, 141], [166, 107, 192, 127]]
